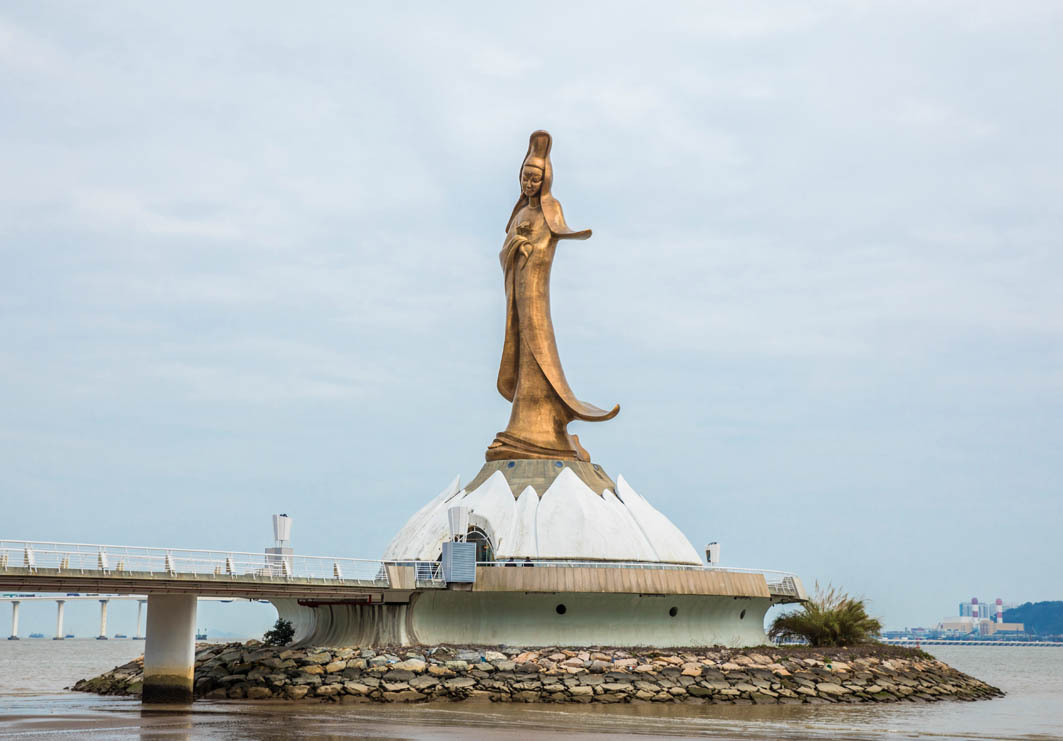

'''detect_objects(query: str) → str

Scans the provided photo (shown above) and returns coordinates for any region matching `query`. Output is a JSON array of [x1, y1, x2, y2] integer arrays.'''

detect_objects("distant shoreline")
[[881, 639, 1061, 647]]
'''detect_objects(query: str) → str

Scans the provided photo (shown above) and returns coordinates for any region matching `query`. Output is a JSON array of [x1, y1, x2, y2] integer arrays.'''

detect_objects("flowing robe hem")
[[495, 268, 618, 423]]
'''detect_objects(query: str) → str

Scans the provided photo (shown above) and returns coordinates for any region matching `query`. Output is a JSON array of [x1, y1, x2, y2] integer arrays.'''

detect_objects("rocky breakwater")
[[73, 642, 1002, 704]]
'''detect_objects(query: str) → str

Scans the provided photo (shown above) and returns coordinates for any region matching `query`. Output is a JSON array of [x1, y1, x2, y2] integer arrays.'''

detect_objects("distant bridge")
[[1, 593, 267, 641], [881, 638, 1061, 648]]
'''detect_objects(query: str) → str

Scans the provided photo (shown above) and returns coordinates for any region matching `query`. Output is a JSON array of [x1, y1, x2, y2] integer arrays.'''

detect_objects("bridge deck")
[[0, 568, 404, 601]]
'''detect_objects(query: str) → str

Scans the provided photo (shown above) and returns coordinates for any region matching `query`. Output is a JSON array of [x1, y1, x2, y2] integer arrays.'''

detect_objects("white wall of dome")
[[383, 468, 702, 565]]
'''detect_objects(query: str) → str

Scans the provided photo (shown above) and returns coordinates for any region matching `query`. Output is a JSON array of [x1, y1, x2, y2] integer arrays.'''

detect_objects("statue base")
[[486, 431, 589, 462]]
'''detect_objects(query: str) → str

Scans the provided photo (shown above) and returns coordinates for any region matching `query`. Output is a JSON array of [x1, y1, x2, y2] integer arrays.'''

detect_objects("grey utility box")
[[441, 541, 477, 583]]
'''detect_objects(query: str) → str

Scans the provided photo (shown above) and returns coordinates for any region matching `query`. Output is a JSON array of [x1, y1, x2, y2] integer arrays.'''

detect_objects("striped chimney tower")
[[996, 598, 1003, 623]]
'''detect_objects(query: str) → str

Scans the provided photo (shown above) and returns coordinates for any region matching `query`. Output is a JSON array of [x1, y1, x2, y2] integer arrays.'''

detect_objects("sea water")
[[0, 640, 1060, 739]]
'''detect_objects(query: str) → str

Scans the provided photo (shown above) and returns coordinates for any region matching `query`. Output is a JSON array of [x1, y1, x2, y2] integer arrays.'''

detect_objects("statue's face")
[[521, 165, 544, 196]]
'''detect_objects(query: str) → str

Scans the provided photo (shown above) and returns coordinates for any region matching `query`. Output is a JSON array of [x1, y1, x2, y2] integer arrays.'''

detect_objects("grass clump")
[[769, 583, 882, 647]]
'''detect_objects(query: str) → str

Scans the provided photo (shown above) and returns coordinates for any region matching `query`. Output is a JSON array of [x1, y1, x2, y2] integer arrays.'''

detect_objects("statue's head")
[[520, 164, 544, 197], [507, 129, 589, 240], [519, 130, 551, 198]]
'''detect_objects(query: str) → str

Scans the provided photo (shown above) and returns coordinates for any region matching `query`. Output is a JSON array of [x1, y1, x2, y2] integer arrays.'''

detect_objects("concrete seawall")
[[74, 642, 1002, 704]]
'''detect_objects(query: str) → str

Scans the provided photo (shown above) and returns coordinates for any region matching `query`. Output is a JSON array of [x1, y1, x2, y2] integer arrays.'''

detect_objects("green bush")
[[769, 583, 882, 647], [263, 618, 295, 647]]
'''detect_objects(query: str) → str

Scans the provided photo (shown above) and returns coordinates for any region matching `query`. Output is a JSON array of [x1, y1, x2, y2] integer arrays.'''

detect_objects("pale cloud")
[[1, 1, 1061, 634], [891, 99, 996, 139], [0, 16, 66, 75], [71, 188, 244, 240]]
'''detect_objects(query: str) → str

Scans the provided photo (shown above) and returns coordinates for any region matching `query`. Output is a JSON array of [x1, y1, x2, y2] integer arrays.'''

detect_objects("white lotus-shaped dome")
[[383, 467, 702, 565]]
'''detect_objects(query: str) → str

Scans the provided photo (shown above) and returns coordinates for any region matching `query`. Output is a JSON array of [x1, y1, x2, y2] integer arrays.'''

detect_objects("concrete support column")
[[97, 599, 109, 640], [54, 600, 65, 640], [142, 594, 197, 703], [134, 600, 146, 640], [7, 601, 19, 640]]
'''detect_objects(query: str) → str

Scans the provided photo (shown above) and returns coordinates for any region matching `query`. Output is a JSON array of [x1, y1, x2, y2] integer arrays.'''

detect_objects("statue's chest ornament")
[[515, 220, 534, 270]]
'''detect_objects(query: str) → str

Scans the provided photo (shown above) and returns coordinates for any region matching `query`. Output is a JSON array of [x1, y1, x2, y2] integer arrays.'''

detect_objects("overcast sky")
[[2, 2, 1061, 636]]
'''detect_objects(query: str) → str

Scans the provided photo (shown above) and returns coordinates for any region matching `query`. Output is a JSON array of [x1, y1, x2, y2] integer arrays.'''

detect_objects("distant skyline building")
[[943, 596, 1022, 635]]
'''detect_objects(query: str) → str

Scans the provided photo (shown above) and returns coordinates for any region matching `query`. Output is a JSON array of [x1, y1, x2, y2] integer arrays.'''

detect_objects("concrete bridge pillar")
[[96, 599, 109, 640], [54, 600, 65, 640], [142, 594, 197, 703], [7, 601, 19, 640], [134, 599, 146, 640]]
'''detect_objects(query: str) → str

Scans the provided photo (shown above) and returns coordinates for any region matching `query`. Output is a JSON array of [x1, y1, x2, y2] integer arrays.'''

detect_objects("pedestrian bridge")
[[1, 538, 803, 703], [0, 539, 801, 600], [0, 539, 442, 600]]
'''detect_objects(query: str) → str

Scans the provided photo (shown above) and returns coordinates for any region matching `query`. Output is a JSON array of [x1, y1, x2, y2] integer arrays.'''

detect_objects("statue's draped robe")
[[492, 203, 618, 460]]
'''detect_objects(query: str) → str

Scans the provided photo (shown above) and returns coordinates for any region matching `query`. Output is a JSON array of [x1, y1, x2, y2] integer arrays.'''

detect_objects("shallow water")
[[0, 640, 1060, 739]]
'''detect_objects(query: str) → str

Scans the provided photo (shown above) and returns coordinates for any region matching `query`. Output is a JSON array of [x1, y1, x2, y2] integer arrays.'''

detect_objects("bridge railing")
[[0, 540, 390, 587], [0, 541, 802, 597]]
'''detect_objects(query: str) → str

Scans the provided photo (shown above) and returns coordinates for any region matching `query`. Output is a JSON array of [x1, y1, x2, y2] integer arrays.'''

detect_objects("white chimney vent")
[[448, 507, 470, 542], [705, 542, 720, 565], [273, 514, 292, 547]]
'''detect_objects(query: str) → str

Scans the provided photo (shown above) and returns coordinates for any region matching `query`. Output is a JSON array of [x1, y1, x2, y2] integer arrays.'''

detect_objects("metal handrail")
[[0, 540, 389, 586], [0, 539, 382, 563], [1, 540, 798, 594], [413, 561, 446, 588]]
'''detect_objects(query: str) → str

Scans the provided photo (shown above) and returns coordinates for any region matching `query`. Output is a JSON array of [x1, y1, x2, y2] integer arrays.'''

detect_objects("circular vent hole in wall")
[[555, 604, 567, 615]]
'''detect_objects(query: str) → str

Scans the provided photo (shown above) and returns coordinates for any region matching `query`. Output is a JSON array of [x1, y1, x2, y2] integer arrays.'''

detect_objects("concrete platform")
[[273, 564, 799, 648]]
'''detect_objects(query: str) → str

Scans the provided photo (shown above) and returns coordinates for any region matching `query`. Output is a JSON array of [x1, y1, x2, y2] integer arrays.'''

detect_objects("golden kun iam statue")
[[487, 130, 619, 463]]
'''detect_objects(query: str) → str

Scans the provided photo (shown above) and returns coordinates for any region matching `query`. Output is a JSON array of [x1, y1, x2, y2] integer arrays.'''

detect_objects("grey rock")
[[444, 677, 477, 689]]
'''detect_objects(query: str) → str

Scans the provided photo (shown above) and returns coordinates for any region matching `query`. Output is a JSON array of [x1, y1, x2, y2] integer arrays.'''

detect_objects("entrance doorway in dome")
[[466, 526, 494, 562]]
